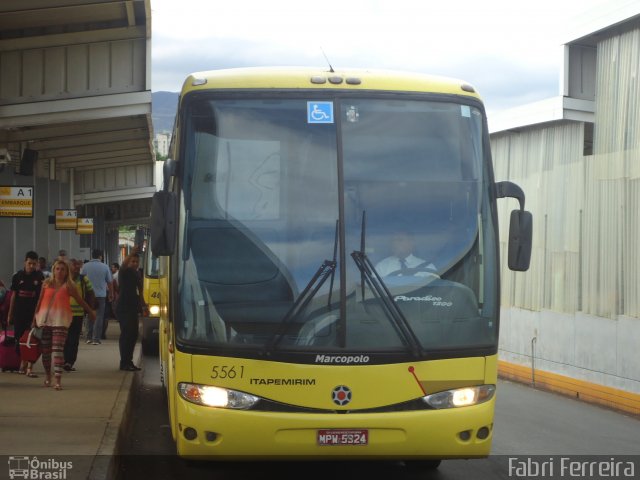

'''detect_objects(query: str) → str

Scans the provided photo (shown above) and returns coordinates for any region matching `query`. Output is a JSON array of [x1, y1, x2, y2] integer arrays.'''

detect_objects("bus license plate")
[[317, 429, 368, 446]]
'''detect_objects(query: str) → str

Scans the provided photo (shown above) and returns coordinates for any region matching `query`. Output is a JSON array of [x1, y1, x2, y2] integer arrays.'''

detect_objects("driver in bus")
[[375, 231, 438, 277]]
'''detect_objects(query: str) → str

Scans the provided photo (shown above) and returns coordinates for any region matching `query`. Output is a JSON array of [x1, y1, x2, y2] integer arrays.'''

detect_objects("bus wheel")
[[404, 460, 442, 471]]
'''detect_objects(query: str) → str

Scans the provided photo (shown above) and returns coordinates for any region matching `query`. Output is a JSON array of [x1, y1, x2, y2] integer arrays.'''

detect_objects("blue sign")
[[307, 101, 334, 124]]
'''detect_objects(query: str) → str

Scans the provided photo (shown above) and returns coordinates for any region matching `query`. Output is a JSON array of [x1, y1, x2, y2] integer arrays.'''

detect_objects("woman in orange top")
[[32, 260, 96, 390]]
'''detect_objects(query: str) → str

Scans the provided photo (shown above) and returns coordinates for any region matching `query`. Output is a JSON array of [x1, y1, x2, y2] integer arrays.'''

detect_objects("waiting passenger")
[[116, 252, 148, 372], [38, 257, 51, 278], [63, 259, 95, 372]]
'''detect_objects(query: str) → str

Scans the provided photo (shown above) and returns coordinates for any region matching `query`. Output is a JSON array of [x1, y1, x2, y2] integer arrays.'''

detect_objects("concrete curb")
[[89, 344, 144, 480], [498, 360, 640, 417]]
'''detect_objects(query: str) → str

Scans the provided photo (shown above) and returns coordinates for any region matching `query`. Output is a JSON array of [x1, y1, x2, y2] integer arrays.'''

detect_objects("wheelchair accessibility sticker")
[[307, 102, 334, 124]]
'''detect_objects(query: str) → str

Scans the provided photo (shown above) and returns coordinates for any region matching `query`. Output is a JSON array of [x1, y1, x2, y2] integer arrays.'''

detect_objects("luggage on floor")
[[0, 327, 21, 372]]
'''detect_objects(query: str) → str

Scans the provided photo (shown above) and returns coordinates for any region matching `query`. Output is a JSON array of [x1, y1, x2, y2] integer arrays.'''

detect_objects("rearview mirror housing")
[[150, 191, 177, 256], [508, 209, 532, 271]]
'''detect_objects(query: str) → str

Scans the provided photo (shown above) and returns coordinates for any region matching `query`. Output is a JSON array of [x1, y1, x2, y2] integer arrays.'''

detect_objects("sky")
[[150, 0, 617, 115]]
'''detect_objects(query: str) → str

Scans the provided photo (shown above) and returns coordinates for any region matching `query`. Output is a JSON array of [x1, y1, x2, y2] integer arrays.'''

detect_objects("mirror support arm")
[[496, 181, 532, 272], [495, 181, 525, 211]]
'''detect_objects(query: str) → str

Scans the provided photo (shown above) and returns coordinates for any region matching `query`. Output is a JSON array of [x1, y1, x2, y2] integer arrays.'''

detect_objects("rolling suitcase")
[[0, 327, 21, 372]]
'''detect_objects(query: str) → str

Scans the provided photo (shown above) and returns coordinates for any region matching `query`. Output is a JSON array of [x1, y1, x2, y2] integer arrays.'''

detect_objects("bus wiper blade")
[[351, 250, 423, 358], [266, 219, 340, 353], [265, 259, 337, 353], [326, 219, 339, 308]]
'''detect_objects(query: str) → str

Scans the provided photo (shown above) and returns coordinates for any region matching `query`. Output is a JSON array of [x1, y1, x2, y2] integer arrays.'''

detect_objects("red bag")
[[19, 329, 41, 363], [0, 328, 20, 371]]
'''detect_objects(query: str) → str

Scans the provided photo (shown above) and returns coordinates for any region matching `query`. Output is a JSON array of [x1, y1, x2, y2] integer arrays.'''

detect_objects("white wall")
[[491, 25, 640, 394], [500, 308, 640, 394]]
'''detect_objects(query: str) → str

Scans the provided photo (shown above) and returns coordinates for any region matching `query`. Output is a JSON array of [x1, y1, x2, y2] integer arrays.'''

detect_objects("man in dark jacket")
[[8, 251, 44, 375]]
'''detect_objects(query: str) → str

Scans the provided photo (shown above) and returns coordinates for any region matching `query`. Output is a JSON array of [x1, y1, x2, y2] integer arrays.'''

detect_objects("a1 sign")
[[0, 186, 33, 217], [76, 218, 94, 234], [55, 209, 77, 230]]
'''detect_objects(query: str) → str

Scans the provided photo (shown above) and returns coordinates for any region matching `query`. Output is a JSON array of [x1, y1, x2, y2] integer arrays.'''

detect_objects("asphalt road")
[[118, 354, 640, 480]]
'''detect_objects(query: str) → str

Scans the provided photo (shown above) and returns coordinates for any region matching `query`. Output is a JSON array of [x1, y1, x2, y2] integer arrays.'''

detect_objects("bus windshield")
[[177, 95, 499, 358]]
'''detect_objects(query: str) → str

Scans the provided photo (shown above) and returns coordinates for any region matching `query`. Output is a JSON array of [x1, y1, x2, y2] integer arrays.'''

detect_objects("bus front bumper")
[[174, 395, 495, 460]]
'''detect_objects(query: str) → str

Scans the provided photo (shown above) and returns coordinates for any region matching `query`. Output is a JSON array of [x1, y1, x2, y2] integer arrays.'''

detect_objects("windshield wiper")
[[351, 211, 423, 357], [265, 221, 339, 353]]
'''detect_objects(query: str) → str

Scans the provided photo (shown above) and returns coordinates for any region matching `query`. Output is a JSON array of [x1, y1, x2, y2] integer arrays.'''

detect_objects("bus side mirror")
[[151, 191, 177, 256], [508, 209, 532, 271], [496, 181, 532, 272]]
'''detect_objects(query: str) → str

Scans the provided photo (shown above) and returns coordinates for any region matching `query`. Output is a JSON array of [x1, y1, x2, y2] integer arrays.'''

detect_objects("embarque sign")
[[55, 209, 77, 230], [76, 218, 94, 234], [0, 186, 33, 217]]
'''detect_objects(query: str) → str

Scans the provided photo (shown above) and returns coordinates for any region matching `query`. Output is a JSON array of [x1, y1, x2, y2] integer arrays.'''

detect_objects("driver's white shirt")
[[374, 254, 436, 277]]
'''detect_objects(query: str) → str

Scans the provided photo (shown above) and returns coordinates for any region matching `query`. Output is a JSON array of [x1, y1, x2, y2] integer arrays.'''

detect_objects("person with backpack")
[[63, 259, 95, 371]]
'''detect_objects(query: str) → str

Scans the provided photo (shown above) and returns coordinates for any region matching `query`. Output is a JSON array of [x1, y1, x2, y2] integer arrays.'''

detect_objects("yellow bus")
[[151, 67, 532, 466], [141, 243, 161, 355]]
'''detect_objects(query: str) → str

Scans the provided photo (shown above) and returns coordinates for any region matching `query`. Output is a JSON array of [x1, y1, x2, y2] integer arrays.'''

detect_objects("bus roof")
[[180, 67, 482, 101]]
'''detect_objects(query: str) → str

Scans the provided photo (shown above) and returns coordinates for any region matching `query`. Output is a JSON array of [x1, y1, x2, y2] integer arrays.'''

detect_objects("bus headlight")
[[149, 305, 160, 316], [423, 384, 495, 409], [178, 383, 259, 409]]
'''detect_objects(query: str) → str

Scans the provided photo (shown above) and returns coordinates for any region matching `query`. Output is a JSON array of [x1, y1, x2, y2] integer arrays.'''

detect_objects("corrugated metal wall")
[[491, 25, 640, 320], [587, 25, 640, 318], [0, 38, 146, 104], [492, 123, 585, 314]]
